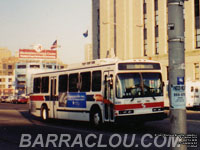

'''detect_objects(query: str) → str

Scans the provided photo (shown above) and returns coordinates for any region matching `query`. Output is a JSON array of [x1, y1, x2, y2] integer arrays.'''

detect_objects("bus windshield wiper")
[[151, 95, 156, 100], [130, 95, 135, 102]]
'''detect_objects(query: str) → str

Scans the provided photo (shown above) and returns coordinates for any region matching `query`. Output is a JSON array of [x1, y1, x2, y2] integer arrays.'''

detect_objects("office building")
[[92, 0, 200, 82]]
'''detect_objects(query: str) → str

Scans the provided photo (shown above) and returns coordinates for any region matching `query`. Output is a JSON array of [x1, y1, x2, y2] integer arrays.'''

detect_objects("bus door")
[[50, 76, 57, 118], [104, 71, 114, 122]]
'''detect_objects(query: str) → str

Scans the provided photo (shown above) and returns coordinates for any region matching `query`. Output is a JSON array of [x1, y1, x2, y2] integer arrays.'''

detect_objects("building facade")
[[92, 0, 200, 83], [15, 62, 65, 95], [84, 44, 93, 61], [0, 48, 16, 97], [0, 48, 11, 61], [0, 47, 67, 97]]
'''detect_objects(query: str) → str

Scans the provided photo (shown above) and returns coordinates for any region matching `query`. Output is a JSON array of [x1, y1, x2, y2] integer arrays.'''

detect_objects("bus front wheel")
[[41, 106, 48, 121], [90, 108, 102, 127]]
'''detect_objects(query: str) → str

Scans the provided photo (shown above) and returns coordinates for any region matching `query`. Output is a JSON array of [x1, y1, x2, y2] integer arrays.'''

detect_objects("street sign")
[[170, 85, 186, 109]]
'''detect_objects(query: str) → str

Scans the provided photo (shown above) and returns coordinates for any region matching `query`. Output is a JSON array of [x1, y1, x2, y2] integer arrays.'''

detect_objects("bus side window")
[[110, 74, 114, 99], [41, 76, 49, 93], [104, 75, 107, 98], [92, 71, 101, 91], [80, 72, 91, 92], [191, 86, 194, 92], [33, 77, 41, 93], [69, 73, 79, 92], [59, 74, 68, 92]]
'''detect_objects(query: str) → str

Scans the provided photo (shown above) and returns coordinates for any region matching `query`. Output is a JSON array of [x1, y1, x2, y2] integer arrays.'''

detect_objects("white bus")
[[29, 58, 166, 126], [164, 81, 200, 109]]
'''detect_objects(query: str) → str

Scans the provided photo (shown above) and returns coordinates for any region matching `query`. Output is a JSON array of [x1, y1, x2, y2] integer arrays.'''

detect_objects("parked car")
[[17, 96, 28, 104], [5, 96, 12, 103], [1, 96, 8, 103], [10, 95, 18, 104]]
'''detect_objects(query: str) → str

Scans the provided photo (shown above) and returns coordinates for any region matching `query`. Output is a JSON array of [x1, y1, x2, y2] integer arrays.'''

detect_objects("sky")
[[0, 0, 92, 64]]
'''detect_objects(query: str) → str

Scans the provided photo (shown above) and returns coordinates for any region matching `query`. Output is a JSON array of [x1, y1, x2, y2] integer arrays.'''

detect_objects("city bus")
[[29, 58, 166, 126]]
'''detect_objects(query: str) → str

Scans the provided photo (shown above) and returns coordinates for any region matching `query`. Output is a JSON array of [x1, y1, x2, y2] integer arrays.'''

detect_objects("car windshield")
[[116, 73, 163, 99]]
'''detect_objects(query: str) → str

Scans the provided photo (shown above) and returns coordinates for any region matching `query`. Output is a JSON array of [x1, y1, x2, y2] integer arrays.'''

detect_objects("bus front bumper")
[[115, 112, 167, 123]]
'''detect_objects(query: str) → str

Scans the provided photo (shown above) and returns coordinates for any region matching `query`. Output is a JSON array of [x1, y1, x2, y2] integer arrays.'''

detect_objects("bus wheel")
[[41, 106, 48, 121], [90, 108, 102, 127]]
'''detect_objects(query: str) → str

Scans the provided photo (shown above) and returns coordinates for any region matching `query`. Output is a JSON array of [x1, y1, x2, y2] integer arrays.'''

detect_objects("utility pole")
[[168, 0, 187, 150]]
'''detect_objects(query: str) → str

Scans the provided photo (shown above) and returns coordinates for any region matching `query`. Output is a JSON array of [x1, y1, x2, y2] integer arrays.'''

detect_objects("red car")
[[17, 96, 28, 104]]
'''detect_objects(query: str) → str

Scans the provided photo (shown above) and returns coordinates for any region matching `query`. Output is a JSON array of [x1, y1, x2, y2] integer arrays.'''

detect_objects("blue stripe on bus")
[[43, 94, 95, 101]]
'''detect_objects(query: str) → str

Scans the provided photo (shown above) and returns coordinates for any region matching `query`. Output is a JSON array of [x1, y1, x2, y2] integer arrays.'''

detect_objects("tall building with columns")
[[92, 0, 200, 82]]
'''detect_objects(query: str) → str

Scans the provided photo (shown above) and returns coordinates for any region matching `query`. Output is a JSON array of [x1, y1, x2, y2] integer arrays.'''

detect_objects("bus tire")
[[41, 105, 48, 121], [90, 107, 102, 127]]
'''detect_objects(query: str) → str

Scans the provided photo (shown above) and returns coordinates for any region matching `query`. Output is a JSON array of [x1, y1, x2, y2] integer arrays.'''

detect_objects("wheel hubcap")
[[94, 113, 100, 125], [42, 109, 47, 120]]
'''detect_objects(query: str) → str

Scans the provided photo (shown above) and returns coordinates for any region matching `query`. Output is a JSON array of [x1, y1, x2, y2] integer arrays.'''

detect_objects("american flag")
[[83, 30, 88, 38], [51, 40, 57, 49]]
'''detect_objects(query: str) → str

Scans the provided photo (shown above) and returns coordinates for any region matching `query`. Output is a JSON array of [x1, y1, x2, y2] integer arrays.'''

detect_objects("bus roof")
[[33, 58, 160, 75]]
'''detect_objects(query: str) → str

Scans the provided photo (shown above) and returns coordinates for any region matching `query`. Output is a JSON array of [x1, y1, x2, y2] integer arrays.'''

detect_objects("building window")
[[195, 0, 200, 48], [30, 65, 40, 69], [144, 26, 147, 56], [194, 63, 200, 80], [144, 39, 147, 56], [18, 81, 26, 85], [155, 38, 159, 55], [8, 78, 12, 82], [0, 85, 5, 88], [155, 25, 159, 37], [155, 25, 159, 55], [155, 0, 158, 11], [17, 65, 26, 69], [8, 65, 12, 69], [8, 72, 13, 75], [17, 74, 26, 78], [46, 65, 52, 69], [144, 28, 147, 40], [0, 78, 5, 82], [3, 64, 7, 69], [143, 0, 147, 56], [143, 0, 147, 14], [155, 0, 159, 55]]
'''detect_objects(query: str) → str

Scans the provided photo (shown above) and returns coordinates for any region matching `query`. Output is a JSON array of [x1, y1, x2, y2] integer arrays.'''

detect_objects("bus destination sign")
[[118, 63, 161, 70]]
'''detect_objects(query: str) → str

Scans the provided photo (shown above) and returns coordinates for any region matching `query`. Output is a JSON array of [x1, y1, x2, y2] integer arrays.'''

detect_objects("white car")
[[6, 96, 17, 103]]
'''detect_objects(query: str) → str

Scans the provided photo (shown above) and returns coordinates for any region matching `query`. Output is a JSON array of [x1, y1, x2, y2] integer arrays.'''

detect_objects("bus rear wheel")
[[90, 108, 102, 127], [41, 106, 48, 121]]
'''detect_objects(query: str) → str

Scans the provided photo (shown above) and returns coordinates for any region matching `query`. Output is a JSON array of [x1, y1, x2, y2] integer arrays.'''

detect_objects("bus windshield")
[[116, 73, 163, 99]]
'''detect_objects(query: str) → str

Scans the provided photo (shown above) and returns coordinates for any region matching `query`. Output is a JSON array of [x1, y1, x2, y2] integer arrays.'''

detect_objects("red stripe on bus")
[[94, 94, 113, 104], [30, 96, 44, 101], [144, 102, 164, 108], [114, 102, 164, 111]]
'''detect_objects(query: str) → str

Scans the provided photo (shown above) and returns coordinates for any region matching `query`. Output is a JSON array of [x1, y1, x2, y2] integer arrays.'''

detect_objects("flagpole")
[[50, 40, 58, 70], [56, 39, 58, 70]]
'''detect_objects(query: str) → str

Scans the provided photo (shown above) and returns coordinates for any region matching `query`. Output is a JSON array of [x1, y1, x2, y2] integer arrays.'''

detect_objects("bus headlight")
[[119, 110, 134, 114]]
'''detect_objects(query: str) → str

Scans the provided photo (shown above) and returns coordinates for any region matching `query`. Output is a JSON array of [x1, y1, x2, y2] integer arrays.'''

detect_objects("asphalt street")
[[0, 103, 199, 150]]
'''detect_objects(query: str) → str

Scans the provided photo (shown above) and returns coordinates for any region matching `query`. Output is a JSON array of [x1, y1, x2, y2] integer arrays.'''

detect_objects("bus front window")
[[116, 73, 141, 98], [116, 73, 163, 99], [142, 73, 163, 97]]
